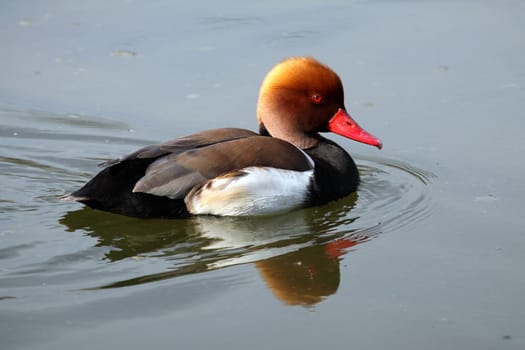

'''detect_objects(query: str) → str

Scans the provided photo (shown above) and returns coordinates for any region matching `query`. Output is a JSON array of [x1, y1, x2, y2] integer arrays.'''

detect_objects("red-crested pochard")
[[63, 57, 382, 218]]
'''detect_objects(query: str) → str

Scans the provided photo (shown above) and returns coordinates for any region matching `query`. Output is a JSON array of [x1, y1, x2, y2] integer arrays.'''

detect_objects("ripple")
[[354, 155, 435, 233], [0, 106, 434, 300], [54, 154, 433, 291], [0, 105, 129, 131], [199, 16, 264, 29]]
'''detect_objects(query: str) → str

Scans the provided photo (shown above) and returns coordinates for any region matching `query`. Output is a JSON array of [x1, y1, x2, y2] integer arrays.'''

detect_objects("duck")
[[63, 57, 382, 218]]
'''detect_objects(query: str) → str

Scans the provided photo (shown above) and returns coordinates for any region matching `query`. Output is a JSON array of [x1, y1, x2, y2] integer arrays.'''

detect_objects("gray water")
[[1, 1, 524, 349]]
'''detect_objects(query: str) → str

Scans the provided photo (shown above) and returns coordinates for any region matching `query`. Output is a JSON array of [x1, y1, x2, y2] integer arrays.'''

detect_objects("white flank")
[[185, 167, 314, 216]]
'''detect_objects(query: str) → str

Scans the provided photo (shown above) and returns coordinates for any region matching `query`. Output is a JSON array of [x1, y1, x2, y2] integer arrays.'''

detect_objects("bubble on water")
[[111, 49, 137, 57], [19, 19, 32, 27], [474, 194, 498, 203], [186, 93, 200, 100]]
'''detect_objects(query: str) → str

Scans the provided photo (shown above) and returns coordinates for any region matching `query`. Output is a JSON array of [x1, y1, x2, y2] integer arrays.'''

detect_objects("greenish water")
[[1, 1, 524, 349]]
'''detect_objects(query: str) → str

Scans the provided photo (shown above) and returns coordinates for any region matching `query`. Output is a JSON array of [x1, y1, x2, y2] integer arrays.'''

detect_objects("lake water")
[[1, 1, 524, 349]]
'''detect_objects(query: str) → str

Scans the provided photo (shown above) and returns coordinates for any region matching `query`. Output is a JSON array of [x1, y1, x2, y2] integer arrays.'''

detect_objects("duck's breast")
[[305, 139, 359, 205]]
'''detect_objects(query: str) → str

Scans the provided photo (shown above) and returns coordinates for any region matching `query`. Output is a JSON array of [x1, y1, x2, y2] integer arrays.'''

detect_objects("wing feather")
[[99, 128, 258, 167], [133, 136, 313, 199]]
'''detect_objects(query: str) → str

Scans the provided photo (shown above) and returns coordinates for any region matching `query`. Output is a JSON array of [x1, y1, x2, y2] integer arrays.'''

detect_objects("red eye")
[[311, 94, 324, 104]]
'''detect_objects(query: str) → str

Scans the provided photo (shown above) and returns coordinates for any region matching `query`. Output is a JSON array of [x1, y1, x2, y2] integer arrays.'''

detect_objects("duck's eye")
[[311, 94, 325, 104]]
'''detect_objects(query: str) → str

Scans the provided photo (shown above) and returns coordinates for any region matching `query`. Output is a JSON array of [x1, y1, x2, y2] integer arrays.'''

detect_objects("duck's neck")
[[258, 123, 272, 137], [258, 122, 319, 149]]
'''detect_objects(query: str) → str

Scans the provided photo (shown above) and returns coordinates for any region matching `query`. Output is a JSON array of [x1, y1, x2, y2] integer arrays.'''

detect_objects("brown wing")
[[132, 136, 314, 199], [100, 128, 258, 167]]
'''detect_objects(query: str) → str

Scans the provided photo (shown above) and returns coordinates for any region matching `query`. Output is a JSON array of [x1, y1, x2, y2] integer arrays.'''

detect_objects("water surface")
[[1, 1, 524, 349]]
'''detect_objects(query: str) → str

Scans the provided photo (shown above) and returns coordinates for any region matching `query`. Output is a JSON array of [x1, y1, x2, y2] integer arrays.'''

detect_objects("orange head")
[[257, 57, 382, 150]]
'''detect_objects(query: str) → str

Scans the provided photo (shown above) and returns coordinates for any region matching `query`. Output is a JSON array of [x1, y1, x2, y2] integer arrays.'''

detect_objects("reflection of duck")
[[60, 207, 193, 261], [257, 238, 361, 306], [60, 194, 374, 305], [63, 57, 381, 218]]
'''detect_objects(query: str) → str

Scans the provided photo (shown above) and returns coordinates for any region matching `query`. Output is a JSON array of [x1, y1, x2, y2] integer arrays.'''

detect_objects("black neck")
[[305, 139, 359, 205], [258, 123, 271, 136]]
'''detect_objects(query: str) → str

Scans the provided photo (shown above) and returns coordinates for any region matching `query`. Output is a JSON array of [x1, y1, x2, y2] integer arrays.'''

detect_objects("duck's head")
[[257, 57, 382, 150]]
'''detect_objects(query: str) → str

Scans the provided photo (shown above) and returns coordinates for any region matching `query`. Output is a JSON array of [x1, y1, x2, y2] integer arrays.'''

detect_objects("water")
[[0, 105, 431, 291], [1, 1, 525, 349]]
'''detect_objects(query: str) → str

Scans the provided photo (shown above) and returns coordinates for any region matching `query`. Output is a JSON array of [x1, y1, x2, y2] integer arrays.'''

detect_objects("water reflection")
[[257, 238, 360, 306], [60, 193, 374, 305]]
